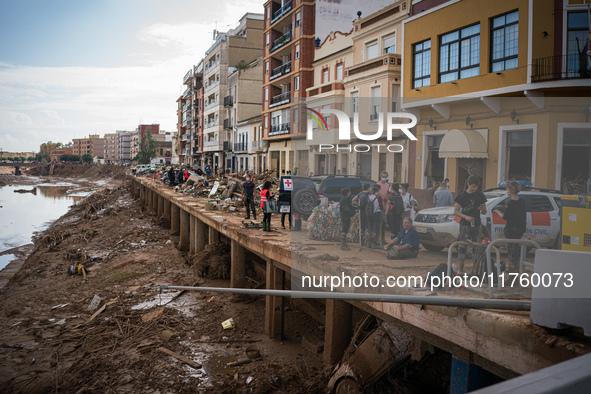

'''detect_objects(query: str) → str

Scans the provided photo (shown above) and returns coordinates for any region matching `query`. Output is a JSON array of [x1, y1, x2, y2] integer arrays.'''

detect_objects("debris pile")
[[192, 242, 231, 279], [307, 205, 360, 243]]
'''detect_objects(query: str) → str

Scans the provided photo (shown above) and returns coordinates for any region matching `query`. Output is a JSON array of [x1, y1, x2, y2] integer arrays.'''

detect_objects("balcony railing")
[[205, 81, 219, 92], [182, 118, 193, 127], [182, 103, 192, 112], [269, 92, 291, 108], [223, 118, 233, 130], [224, 95, 233, 107], [204, 101, 217, 111], [271, 0, 292, 24], [270, 61, 291, 81], [269, 122, 290, 137], [251, 140, 267, 150], [205, 36, 227, 56], [270, 31, 292, 53], [234, 142, 248, 152], [531, 54, 591, 82], [205, 60, 220, 74], [183, 70, 193, 84], [345, 53, 401, 77], [182, 86, 191, 97], [204, 140, 218, 147], [204, 121, 218, 129]]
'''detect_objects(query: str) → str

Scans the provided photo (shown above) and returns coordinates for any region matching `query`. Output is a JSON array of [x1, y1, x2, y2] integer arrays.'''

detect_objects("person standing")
[[260, 180, 273, 232], [433, 179, 454, 207], [242, 175, 256, 221], [177, 166, 185, 185], [366, 184, 384, 248], [167, 166, 176, 187], [400, 183, 415, 219], [493, 181, 526, 271], [385, 183, 404, 239], [352, 183, 371, 240], [453, 175, 488, 273], [339, 188, 358, 250], [383, 218, 420, 260], [376, 171, 390, 201]]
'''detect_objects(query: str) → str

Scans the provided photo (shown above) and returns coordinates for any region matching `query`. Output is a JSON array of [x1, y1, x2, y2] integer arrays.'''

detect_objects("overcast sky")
[[0, 0, 263, 153]]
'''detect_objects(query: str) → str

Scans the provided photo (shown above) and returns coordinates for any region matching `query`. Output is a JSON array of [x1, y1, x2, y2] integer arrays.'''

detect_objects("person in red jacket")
[[260, 180, 273, 232]]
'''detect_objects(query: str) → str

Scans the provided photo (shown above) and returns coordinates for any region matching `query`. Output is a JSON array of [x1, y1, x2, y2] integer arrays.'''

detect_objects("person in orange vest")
[[260, 180, 273, 232]]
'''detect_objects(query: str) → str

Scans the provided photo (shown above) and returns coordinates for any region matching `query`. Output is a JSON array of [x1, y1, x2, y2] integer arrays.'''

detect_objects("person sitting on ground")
[[383, 217, 420, 260], [339, 187, 358, 250], [433, 178, 454, 207]]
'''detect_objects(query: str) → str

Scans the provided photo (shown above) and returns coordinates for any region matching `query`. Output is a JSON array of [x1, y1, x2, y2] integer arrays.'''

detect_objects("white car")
[[413, 189, 562, 252]]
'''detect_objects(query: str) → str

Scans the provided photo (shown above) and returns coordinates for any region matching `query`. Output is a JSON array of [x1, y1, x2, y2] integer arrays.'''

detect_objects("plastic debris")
[[308, 205, 359, 242], [221, 318, 235, 330]]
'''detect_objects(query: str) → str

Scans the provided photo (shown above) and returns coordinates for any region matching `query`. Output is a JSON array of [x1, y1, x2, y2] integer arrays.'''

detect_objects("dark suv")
[[278, 175, 319, 215], [318, 175, 376, 202]]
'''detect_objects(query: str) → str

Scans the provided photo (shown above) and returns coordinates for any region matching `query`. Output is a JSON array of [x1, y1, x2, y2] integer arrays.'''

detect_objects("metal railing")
[[269, 91, 290, 108], [270, 122, 290, 136], [270, 31, 292, 53], [234, 142, 248, 152], [531, 54, 591, 82], [270, 61, 291, 80], [224, 95, 233, 107], [223, 118, 233, 129], [345, 53, 401, 77], [271, 0, 292, 24], [204, 81, 219, 92]]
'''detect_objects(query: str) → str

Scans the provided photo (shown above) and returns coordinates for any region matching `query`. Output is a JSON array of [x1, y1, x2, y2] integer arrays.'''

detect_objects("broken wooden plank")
[[226, 359, 252, 367], [158, 347, 202, 369], [87, 300, 117, 323]]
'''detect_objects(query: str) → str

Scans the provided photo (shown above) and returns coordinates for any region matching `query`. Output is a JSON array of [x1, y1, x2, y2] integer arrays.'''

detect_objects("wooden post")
[[158, 195, 164, 218], [171, 204, 180, 236], [190, 215, 196, 254], [195, 218, 207, 253], [265, 260, 284, 340], [209, 227, 220, 244], [324, 299, 352, 366], [180, 209, 190, 252], [230, 239, 246, 288]]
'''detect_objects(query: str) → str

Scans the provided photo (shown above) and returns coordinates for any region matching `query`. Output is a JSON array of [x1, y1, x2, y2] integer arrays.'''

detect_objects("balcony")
[[270, 31, 292, 53], [269, 122, 290, 137], [205, 81, 220, 93], [269, 92, 291, 108], [532, 54, 591, 82], [182, 133, 191, 141], [270, 61, 291, 81], [204, 100, 217, 111], [182, 118, 193, 127], [183, 70, 193, 84], [204, 121, 218, 129], [344, 53, 401, 78], [205, 60, 220, 74], [181, 149, 187, 155], [251, 140, 267, 150], [223, 118, 233, 130], [205, 36, 227, 56], [234, 142, 248, 152], [192, 147, 199, 154], [182, 103, 192, 112], [224, 95, 233, 107], [271, 0, 292, 24], [182, 86, 191, 97]]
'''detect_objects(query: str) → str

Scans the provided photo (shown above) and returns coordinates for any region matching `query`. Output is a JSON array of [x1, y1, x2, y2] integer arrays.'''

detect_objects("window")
[[505, 130, 533, 181], [491, 10, 519, 72], [322, 68, 329, 83], [296, 12, 301, 27], [265, 61, 269, 74], [439, 24, 480, 83], [293, 106, 298, 124], [265, 88, 269, 101], [323, 105, 331, 128], [527, 196, 553, 212], [413, 39, 431, 88], [370, 86, 381, 121], [336, 63, 343, 80], [265, 116, 268, 128], [366, 41, 378, 60], [350, 91, 359, 116], [267, 6, 271, 20], [294, 76, 299, 91], [266, 34, 270, 47], [295, 44, 300, 59], [567, 12, 590, 78], [383, 34, 396, 54]]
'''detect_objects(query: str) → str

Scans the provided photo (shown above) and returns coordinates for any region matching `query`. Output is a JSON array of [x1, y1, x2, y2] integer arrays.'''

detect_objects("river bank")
[[0, 174, 326, 393]]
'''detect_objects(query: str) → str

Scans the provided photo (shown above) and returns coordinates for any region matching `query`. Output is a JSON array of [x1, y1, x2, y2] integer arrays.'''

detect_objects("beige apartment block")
[[104, 133, 117, 164], [202, 13, 264, 171], [226, 57, 263, 171]]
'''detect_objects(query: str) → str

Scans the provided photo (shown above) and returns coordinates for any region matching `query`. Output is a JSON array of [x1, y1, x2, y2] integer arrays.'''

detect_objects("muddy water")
[[0, 182, 89, 270]]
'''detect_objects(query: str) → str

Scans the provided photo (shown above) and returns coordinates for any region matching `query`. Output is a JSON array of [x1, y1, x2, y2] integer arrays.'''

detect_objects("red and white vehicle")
[[413, 189, 562, 252]]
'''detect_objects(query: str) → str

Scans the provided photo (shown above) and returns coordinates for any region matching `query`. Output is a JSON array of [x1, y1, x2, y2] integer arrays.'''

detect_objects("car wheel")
[[335, 378, 362, 394], [422, 244, 444, 252], [292, 189, 318, 215]]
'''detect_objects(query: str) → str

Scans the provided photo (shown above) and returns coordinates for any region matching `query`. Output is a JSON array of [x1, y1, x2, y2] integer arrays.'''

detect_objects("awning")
[[438, 129, 489, 159]]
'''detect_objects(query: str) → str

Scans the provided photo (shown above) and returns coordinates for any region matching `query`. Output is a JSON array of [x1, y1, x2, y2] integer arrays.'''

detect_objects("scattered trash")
[[246, 376, 254, 384], [207, 296, 215, 302], [51, 303, 70, 311], [221, 318, 235, 330], [165, 240, 172, 245], [245, 346, 260, 359], [87, 295, 103, 311]]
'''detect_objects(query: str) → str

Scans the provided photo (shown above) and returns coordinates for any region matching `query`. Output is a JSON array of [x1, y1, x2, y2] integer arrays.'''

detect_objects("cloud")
[[0, 110, 33, 126], [36, 110, 65, 126]]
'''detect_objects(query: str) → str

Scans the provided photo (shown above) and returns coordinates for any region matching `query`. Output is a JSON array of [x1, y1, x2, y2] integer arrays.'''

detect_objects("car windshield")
[[485, 195, 506, 207]]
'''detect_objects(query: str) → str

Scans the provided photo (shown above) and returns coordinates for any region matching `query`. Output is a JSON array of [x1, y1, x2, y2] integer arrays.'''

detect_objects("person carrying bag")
[[260, 180, 275, 232]]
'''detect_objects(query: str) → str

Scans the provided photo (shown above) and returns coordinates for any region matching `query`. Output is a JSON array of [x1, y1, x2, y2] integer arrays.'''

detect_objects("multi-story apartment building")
[[116, 131, 133, 164], [104, 133, 117, 164], [131, 124, 160, 160], [226, 57, 264, 171], [72, 134, 104, 159], [176, 96, 186, 165], [262, 0, 316, 177], [50, 147, 74, 161], [192, 62, 204, 167], [201, 13, 264, 171], [402, 0, 591, 193], [180, 67, 200, 167]]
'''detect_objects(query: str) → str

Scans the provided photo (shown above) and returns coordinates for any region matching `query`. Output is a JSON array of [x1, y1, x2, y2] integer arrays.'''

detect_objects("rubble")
[[307, 204, 360, 243]]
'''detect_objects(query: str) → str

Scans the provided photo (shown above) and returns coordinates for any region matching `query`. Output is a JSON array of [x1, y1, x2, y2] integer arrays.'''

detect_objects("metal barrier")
[[485, 239, 541, 299], [446, 240, 501, 277]]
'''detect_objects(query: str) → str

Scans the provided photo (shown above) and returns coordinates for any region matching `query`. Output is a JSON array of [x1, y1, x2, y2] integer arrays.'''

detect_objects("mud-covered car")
[[285, 175, 319, 215], [327, 315, 411, 393]]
